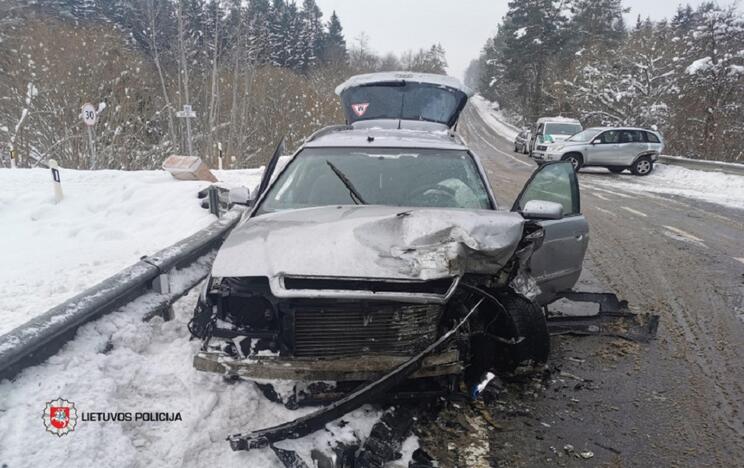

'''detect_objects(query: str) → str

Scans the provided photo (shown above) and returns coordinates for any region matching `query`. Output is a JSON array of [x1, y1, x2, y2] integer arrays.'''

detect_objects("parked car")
[[531, 127, 664, 176], [529, 117, 583, 155], [514, 129, 531, 154], [189, 72, 589, 401]]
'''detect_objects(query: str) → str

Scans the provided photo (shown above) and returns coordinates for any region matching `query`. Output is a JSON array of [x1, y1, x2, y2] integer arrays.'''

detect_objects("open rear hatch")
[[335, 72, 473, 128]]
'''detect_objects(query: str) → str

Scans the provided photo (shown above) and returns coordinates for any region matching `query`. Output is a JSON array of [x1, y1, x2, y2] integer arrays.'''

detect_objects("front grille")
[[537, 145, 548, 151], [292, 303, 442, 358]]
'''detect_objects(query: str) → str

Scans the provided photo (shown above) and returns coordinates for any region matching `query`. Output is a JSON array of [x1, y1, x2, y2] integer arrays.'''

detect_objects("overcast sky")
[[315, 0, 738, 80]]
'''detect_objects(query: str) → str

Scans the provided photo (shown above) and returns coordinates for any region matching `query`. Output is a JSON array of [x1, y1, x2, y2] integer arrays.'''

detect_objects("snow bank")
[[0, 167, 261, 336], [470, 95, 520, 141], [0, 285, 382, 468], [595, 163, 744, 210]]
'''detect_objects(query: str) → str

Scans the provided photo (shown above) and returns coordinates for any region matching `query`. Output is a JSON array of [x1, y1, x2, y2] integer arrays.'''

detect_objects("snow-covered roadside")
[[0, 167, 261, 336], [582, 164, 744, 210], [472, 95, 744, 211], [469, 94, 521, 141], [0, 278, 383, 467]]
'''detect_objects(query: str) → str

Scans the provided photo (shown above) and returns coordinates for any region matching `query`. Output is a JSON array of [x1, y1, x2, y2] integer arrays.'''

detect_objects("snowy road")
[[461, 104, 744, 466]]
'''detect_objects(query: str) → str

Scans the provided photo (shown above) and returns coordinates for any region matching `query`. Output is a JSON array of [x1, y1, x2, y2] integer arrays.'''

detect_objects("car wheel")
[[467, 291, 550, 379], [631, 156, 654, 176], [608, 167, 625, 174], [562, 153, 583, 172]]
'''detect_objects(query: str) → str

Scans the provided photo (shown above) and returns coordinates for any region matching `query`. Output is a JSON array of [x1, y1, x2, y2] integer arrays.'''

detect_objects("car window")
[[515, 162, 579, 216], [647, 132, 660, 143], [257, 148, 492, 214], [545, 123, 583, 136], [567, 128, 601, 142], [620, 130, 646, 143], [599, 130, 620, 144]]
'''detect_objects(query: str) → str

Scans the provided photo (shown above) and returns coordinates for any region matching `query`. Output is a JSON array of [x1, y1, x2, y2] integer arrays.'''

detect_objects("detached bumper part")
[[226, 297, 485, 452], [194, 349, 462, 381]]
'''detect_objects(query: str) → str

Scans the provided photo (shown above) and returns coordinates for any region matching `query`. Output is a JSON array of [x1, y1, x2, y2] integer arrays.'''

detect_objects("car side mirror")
[[591, 139, 601, 145], [228, 187, 252, 207], [521, 200, 564, 220]]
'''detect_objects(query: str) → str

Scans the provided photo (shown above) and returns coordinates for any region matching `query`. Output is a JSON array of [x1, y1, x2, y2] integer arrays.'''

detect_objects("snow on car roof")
[[536, 116, 582, 124], [335, 72, 473, 97], [588, 126, 661, 133], [304, 125, 467, 150]]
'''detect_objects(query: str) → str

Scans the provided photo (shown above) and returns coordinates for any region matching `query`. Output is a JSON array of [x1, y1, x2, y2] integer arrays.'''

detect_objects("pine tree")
[[499, 0, 567, 120], [299, 0, 323, 71], [268, 0, 288, 67], [568, 0, 627, 53], [246, 0, 271, 64], [321, 11, 347, 65]]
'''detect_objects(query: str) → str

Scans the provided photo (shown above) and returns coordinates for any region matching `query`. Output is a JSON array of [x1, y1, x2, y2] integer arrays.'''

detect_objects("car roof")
[[303, 121, 468, 151], [587, 127, 661, 133], [536, 116, 581, 124]]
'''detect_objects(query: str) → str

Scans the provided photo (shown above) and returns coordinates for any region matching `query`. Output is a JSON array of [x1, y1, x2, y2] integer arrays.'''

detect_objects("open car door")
[[512, 162, 589, 305]]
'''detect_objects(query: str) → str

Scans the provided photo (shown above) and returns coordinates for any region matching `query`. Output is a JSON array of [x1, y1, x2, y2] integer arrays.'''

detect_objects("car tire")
[[631, 156, 654, 176], [608, 167, 625, 174], [562, 153, 583, 172], [467, 291, 550, 380], [498, 293, 550, 367]]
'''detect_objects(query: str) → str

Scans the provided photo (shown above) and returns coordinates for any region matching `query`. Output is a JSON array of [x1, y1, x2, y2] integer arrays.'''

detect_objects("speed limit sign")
[[81, 103, 97, 127]]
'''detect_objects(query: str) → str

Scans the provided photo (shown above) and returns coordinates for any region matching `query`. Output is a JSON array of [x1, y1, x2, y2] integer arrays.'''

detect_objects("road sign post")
[[81, 103, 98, 169], [176, 104, 196, 156], [9, 148, 16, 169], [217, 142, 223, 170]]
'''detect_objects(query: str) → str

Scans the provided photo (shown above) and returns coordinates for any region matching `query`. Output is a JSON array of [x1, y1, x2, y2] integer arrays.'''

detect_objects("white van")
[[529, 117, 583, 155]]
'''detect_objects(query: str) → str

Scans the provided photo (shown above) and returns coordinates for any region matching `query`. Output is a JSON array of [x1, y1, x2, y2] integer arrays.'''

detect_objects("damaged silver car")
[[189, 72, 589, 405]]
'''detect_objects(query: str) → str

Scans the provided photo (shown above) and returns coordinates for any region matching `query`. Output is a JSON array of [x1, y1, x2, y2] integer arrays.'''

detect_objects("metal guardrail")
[[0, 207, 244, 382], [659, 155, 744, 176]]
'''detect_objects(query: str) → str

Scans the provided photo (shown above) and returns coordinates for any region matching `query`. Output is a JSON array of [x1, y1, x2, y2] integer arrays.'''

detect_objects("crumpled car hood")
[[211, 205, 525, 281]]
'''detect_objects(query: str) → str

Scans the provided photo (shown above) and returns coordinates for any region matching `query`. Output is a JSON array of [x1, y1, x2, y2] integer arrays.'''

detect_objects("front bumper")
[[194, 349, 462, 381]]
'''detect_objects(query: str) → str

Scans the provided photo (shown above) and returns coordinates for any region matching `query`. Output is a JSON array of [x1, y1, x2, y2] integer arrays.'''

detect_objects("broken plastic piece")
[[227, 295, 485, 451]]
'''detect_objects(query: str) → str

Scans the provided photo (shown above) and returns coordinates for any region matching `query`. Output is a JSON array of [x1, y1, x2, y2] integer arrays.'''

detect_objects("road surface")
[[455, 105, 744, 466]]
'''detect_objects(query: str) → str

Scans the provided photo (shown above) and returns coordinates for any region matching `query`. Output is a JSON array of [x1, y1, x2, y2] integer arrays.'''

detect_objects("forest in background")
[[0, 0, 448, 169], [466, 0, 744, 162]]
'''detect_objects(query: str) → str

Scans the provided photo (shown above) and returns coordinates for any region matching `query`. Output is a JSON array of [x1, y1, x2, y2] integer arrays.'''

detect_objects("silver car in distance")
[[532, 127, 664, 176]]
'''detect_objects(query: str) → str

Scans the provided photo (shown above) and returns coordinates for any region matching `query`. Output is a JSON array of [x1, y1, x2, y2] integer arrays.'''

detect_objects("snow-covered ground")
[[0, 167, 261, 336], [581, 164, 744, 210], [0, 278, 385, 468], [470, 94, 521, 141], [471, 95, 744, 211], [0, 158, 412, 468]]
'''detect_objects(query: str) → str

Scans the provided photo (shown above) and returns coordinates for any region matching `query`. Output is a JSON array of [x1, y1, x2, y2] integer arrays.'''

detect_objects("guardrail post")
[[208, 185, 221, 218], [49, 159, 64, 203]]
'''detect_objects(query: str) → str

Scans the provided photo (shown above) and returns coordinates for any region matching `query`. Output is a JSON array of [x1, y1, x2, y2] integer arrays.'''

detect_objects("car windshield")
[[545, 123, 582, 136], [257, 148, 492, 214], [567, 128, 602, 142]]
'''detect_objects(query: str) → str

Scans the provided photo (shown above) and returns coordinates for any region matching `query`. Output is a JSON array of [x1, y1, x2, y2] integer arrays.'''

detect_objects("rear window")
[[647, 132, 660, 143], [340, 82, 467, 127]]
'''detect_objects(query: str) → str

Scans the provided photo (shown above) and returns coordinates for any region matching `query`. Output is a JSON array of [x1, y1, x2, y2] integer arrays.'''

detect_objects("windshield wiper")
[[325, 160, 367, 205]]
